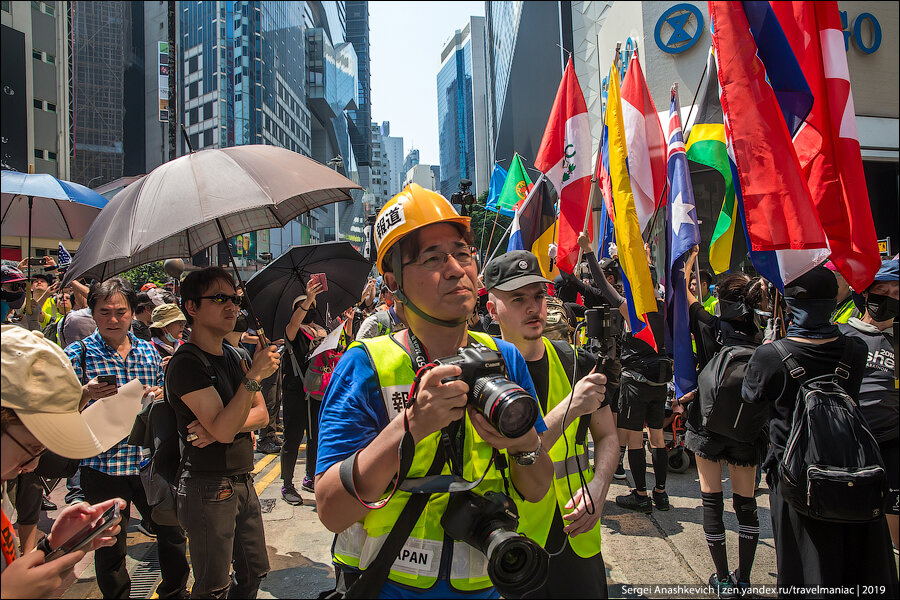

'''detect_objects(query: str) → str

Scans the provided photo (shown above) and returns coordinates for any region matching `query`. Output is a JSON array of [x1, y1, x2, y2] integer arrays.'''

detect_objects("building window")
[[43, 3, 53, 16], [46, 102, 56, 113], [1, 1, 11, 13], [46, 53, 54, 64], [33, 49, 42, 60], [203, 101, 213, 120], [47, 151, 56, 161], [34, 99, 43, 110], [34, 149, 44, 160], [204, 129, 213, 147]]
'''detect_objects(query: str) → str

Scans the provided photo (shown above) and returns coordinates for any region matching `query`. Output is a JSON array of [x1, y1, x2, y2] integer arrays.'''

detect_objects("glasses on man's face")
[[403, 245, 478, 271], [198, 294, 242, 306], [4, 430, 46, 469]]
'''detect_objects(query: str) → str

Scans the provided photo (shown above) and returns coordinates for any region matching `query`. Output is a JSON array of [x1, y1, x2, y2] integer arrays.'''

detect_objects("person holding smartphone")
[[1, 325, 125, 599]]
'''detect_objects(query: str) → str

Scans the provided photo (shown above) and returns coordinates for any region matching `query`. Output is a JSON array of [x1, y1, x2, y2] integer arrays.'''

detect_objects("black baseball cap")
[[483, 251, 551, 292]]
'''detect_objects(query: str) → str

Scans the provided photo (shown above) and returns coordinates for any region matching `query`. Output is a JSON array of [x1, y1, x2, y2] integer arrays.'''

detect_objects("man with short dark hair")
[[165, 267, 279, 599], [64, 277, 189, 599], [131, 292, 154, 341]]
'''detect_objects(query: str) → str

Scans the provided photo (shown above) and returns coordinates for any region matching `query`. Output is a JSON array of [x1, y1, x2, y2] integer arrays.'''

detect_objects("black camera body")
[[435, 344, 538, 438], [441, 490, 549, 597], [450, 178, 476, 216]]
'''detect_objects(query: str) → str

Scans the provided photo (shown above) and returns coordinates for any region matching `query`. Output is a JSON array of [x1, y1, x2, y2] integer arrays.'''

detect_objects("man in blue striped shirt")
[[64, 278, 189, 599]]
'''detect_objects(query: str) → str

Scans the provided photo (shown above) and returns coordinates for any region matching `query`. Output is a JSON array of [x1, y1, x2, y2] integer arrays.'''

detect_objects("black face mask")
[[865, 292, 899, 322], [0, 289, 26, 310]]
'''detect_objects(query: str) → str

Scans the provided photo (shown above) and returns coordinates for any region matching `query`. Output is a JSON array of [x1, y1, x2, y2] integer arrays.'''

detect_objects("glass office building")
[[346, 1, 371, 166]]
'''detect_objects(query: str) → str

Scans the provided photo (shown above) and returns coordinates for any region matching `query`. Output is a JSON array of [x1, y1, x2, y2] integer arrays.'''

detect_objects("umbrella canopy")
[[244, 242, 372, 340], [62, 145, 361, 285], [1, 171, 108, 240]]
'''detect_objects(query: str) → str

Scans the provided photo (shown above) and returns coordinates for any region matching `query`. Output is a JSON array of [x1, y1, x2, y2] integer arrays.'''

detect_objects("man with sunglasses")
[[164, 267, 279, 599], [315, 184, 552, 598]]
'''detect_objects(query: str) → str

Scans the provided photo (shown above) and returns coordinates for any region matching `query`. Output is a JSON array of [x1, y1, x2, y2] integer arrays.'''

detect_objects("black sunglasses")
[[198, 294, 242, 306]]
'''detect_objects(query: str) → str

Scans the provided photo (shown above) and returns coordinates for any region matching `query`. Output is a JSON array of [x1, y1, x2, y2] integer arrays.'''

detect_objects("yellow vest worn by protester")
[[516, 338, 603, 558], [331, 330, 512, 592], [702, 294, 719, 316], [832, 298, 858, 324]]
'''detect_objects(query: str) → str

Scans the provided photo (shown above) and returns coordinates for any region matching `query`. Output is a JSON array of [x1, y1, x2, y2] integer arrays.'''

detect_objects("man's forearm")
[[240, 393, 268, 431], [207, 387, 255, 442], [510, 451, 553, 502], [590, 409, 619, 498]]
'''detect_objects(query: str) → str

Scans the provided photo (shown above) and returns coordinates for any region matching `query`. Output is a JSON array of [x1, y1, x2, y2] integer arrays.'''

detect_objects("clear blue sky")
[[369, 1, 485, 166]]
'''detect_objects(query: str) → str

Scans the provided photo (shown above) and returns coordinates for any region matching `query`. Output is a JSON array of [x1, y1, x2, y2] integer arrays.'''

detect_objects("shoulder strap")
[[770, 340, 806, 381], [78, 341, 88, 385], [834, 338, 855, 381], [342, 444, 447, 599]]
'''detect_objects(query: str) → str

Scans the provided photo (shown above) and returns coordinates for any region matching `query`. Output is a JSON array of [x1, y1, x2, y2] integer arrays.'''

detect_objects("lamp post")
[[326, 155, 344, 241]]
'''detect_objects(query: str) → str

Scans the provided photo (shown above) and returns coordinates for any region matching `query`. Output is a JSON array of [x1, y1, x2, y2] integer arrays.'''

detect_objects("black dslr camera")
[[435, 344, 538, 438], [450, 178, 476, 217], [441, 490, 549, 598]]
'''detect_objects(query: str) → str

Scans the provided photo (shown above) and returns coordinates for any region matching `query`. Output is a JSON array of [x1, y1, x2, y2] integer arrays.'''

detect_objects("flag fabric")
[[620, 51, 668, 230], [507, 174, 560, 279], [605, 59, 658, 342], [494, 154, 533, 216], [710, 1, 829, 288], [771, 1, 881, 291], [597, 198, 616, 260], [595, 94, 616, 259], [57, 242, 72, 268], [535, 56, 593, 274], [685, 49, 741, 275], [484, 163, 512, 216], [665, 89, 701, 398]]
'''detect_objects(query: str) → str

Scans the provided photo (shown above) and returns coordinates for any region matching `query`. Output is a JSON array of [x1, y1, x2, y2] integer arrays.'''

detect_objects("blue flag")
[[664, 90, 701, 398], [484, 164, 511, 216]]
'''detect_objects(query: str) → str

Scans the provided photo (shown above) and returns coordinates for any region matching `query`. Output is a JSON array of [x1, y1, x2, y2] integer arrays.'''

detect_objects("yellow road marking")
[[252, 453, 277, 474], [254, 457, 282, 495]]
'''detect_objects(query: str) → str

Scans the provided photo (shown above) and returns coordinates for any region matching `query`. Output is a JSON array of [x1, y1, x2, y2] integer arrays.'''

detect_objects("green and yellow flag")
[[685, 49, 737, 275], [495, 153, 533, 214]]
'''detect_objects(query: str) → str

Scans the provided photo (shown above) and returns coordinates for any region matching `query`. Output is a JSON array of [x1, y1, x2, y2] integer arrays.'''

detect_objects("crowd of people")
[[1, 182, 898, 599]]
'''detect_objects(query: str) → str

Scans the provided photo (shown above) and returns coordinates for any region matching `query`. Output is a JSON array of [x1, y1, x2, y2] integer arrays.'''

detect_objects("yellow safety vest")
[[331, 330, 510, 592], [702, 295, 719, 316], [516, 338, 603, 558], [832, 298, 857, 324]]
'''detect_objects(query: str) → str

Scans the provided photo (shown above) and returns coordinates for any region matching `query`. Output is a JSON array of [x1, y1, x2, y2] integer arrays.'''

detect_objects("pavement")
[[41, 445, 780, 599]]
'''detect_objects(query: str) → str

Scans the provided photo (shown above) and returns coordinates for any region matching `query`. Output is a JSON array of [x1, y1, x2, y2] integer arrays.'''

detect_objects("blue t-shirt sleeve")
[[495, 337, 548, 434], [315, 345, 389, 476]]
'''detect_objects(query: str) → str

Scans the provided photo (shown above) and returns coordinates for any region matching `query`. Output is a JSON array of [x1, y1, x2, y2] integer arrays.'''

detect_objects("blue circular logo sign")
[[655, 4, 704, 54]]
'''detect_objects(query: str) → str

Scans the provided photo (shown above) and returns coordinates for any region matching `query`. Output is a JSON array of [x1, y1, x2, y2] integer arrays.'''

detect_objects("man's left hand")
[[562, 482, 604, 537], [143, 385, 163, 400], [186, 420, 215, 447]]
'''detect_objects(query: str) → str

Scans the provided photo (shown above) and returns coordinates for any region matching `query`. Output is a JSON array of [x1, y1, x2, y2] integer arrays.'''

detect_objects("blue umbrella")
[[1, 171, 108, 278]]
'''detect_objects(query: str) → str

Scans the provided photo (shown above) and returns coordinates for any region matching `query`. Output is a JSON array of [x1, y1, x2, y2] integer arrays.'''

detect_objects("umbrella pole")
[[27, 196, 33, 281], [215, 219, 270, 346]]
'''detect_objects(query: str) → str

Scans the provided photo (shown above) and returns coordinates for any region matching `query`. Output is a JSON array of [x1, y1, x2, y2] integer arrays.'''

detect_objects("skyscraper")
[[381, 121, 405, 197], [346, 1, 371, 166], [436, 16, 490, 198]]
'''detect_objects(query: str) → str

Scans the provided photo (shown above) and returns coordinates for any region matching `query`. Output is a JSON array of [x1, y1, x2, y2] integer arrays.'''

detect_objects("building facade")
[[346, 0, 371, 166], [403, 163, 437, 191], [381, 121, 404, 197]]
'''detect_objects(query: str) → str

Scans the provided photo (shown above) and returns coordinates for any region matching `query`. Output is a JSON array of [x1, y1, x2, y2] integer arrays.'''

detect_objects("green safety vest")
[[331, 330, 510, 592], [702, 295, 719, 316], [516, 338, 602, 558], [832, 298, 858, 324]]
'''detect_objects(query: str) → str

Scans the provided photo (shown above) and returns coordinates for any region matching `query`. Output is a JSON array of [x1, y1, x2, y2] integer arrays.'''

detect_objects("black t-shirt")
[[525, 342, 604, 415], [165, 343, 254, 475], [620, 299, 667, 372], [742, 336, 867, 475], [283, 328, 312, 383], [131, 319, 151, 341]]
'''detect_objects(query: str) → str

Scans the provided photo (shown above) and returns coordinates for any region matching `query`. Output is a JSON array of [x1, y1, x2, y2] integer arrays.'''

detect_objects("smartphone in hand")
[[311, 273, 328, 291], [44, 503, 121, 561], [96, 375, 117, 387]]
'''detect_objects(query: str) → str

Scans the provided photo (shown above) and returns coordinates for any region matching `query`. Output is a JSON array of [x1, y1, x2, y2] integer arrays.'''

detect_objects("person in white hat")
[[1, 325, 125, 599]]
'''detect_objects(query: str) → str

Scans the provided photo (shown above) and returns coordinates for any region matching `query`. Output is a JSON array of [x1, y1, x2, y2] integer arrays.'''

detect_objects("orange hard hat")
[[141, 283, 158, 292], [374, 183, 470, 275]]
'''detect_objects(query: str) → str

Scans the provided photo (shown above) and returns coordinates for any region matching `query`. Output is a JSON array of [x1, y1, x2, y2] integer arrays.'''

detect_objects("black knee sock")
[[702, 491, 728, 579], [733, 493, 759, 583], [627, 448, 647, 492], [651, 447, 668, 490]]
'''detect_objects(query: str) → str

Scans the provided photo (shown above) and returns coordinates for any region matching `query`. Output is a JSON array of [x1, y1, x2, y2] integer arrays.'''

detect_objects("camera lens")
[[484, 530, 549, 597], [471, 376, 538, 438]]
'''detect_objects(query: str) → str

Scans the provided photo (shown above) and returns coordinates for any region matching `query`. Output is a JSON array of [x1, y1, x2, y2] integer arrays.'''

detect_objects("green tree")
[[120, 261, 168, 289], [468, 191, 513, 265]]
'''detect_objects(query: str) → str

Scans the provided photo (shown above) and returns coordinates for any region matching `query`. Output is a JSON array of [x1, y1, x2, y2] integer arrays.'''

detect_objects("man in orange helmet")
[[315, 184, 553, 598]]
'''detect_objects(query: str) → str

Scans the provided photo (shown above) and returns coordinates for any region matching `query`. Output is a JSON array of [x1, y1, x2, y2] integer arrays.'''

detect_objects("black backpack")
[[772, 340, 887, 523], [697, 343, 768, 443]]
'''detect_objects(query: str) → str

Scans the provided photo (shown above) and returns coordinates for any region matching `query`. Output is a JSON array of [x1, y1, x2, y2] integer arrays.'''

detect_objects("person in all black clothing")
[[280, 278, 326, 505], [579, 233, 671, 513], [681, 248, 768, 596], [741, 265, 898, 596], [165, 267, 280, 599]]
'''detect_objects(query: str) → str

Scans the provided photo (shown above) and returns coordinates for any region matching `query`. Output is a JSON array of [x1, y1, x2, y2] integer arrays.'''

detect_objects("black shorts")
[[684, 425, 766, 468], [879, 437, 899, 516], [616, 371, 667, 431]]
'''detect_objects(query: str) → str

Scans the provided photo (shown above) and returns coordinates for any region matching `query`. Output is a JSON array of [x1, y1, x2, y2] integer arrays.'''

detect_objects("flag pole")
[[481, 222, 515, 274], [484, 154, 518, 259]]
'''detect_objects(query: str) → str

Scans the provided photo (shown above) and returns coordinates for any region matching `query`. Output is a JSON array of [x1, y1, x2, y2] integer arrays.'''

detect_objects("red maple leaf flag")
[[535, 57, 593, 274]]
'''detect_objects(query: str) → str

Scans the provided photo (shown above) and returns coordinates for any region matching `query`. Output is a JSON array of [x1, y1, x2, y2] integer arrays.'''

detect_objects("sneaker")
[[613, 463, 627, 480], [709, 573, 736, 598], [301, 476, 315, 494], [136, 520, 156, 537], [257, 438, 282, 455], [281, 485, 303, 506], [652, 488, 670, 511], [41, 495, 57, 512], [729, 571, 751, 597], [615, 489, 652, 514]]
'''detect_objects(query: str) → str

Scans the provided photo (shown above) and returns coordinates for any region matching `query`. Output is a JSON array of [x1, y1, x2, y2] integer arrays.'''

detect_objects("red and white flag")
[[771, 1, 881, 291], [620, 52, 667, 230], [535, 57, 593, 274]]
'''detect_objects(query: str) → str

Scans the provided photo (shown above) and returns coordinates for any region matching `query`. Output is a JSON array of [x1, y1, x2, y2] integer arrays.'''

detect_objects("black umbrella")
[[244, 242, 372, 341]]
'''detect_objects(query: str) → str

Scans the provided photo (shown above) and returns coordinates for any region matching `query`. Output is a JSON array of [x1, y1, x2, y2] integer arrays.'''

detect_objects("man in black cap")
[[483, 250, 617, 598]]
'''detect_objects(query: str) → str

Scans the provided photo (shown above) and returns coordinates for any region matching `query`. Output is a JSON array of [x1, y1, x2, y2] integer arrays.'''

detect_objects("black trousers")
[[259, 366, 283, 441], [176, 472, 270, 599], [80, 467, 189, 599], [280, 377, 321, 484]]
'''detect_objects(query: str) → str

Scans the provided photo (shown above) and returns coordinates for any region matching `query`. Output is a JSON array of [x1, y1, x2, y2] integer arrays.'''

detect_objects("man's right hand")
[[0, 546, 85, 599], [246, 343, 280, 381], [569, 370, 607, 418], [83, 377, 118, 401], [405, 364, 469, 443]]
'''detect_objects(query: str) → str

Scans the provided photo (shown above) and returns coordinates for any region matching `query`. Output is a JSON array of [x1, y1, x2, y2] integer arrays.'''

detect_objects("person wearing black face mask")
[[741, 265, 898, 593], [1, 266, 28, 324], [839, 259, 899, 553]]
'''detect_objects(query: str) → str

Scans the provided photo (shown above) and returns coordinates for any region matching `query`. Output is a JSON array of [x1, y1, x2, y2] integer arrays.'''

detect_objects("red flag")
[[535, 57, 593, 274], [710, 1, 827, 254], [771, 1, 881, 291]]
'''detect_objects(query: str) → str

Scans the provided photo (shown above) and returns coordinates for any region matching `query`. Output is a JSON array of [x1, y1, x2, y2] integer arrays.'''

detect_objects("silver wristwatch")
[[510, 436, 543, 466]]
